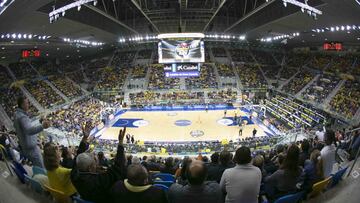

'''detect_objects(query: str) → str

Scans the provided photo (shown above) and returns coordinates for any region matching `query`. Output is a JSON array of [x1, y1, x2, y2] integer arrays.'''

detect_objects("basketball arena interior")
[[0, 0, 360, 203]]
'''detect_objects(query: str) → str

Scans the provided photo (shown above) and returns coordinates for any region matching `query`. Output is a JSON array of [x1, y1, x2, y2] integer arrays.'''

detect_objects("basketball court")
[[98, 109, 275, 142]]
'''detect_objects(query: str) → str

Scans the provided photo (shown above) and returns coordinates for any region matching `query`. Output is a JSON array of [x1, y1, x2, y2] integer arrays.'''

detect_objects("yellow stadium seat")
[[308, 176, 332, 199], [43, 184, 72, 203]]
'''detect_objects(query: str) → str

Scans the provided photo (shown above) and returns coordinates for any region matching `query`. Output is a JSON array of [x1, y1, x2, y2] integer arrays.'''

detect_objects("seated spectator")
[[160, 157, 176, 175], [111, 164, 168, 203], [175, 157, 192, 185], [303, 149, 324, 191], [265, 144, 303, 200], [43, 143, 77, 196], [321, 130, 336, 178], [71, 125, 127, 203], [146, 155, 161, 171], [169, 160, 222, 203], [220, 146, 262, 203], [253, 154, 267, 179]]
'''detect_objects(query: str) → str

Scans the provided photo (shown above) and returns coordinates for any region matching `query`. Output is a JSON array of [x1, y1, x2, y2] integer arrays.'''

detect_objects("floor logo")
[[175, 120, 192, 126], [133, 120, 149, 127], [190, 130, 204, 137], [217, 119, 234, 126]]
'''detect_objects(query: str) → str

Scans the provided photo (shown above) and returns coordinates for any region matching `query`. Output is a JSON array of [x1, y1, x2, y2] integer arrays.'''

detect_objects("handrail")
[[0, 144, 14, 176]]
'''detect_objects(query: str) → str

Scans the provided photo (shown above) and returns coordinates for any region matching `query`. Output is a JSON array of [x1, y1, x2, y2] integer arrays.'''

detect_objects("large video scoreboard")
[[158, 33, 204, 78]]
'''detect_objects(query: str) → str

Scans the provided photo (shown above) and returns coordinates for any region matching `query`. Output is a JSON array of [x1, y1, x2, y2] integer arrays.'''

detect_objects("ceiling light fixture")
[[282, 0, 322, 18], [49, 0, 98, 23]]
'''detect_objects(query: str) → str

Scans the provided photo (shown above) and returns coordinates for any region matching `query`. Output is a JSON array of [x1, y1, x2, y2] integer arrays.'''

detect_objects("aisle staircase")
[[131, 50, 140, 66], [180, 78, 186, 90], [65, 76, 89, 95], [122, 69, 133, 91], [295, 74, 320, 98], [208, 48, 216, 62], [278, 70, 300, 90], [143, 65, 152, 89], [43, 80, 70, 102], [19, 86, 44, 112], [323, 80, 345, 107], [211, 63, 221, 88], [80, 63, 89, 81], [0, 105, 13, 130], [27, 62, 41, 76], [231, 64, 243, 89]]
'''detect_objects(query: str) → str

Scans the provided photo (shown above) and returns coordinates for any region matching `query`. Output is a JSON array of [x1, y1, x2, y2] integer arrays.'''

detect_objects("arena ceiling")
[[0, 0, 360, 62]]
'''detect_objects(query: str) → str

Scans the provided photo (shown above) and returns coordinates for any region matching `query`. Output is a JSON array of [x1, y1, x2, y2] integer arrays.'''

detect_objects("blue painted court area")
[[224, 116, 255, 126], [112, 118, 143, 128]]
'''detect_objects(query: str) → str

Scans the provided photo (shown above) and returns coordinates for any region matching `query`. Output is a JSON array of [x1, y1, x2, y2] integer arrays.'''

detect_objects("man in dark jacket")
[[168, 160, 223, 203], [111, 164, 167, 203], [71, 124, 127, 203], [207, 151, 233, 183]]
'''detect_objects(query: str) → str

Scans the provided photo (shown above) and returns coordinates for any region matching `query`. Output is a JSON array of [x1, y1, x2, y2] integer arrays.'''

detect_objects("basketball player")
[[239, 123, 243, 137], [205, 104, 208, 113], [234, 112, 237, 122], [224, 110, 227, 118], [252, 128, 257, 137]]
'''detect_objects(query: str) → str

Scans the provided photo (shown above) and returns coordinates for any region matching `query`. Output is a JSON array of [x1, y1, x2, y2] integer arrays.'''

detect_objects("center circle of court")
[[133, 120, 149, 127], [217, 118, 234, 126], [174, 120, 192, 126]]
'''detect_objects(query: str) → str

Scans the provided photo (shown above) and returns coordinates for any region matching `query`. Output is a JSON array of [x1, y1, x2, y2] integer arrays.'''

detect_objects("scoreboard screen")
[[164, 63, 200, 78], [323, 42, 342, 51], [158, 33, 205, 64], [22, 49, 41, 58]]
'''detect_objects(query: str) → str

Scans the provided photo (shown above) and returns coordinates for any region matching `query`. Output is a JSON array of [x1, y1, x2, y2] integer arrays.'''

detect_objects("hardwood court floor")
[[99, 109, 266, 142]]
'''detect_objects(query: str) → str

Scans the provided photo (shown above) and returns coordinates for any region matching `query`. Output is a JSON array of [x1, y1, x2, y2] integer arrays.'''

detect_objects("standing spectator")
[[239, 124, 243, 137], [111, 164, 168, 203], [131, 135, 135, 144], [207, 152, 220, 182], [13, 96, 50, 168], [321, 130, 336, 178], [209, 151, 234, 183], [265, 145, 303, 200], [126, 134, 131, 144], [220, 146, 261, 203], [253, 128, 257, 137], [169, 160, 222, 203], [71, 125, 127, 203]]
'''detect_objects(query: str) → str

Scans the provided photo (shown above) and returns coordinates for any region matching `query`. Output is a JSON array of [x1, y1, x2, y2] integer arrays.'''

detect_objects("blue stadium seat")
[[11, 165, 26, 184], [153, 184, 169, 192], [26, 174, 44, 194], [11, 161, 27, 184], [153, 173, 175, 182], [73, 196, 95, 203], [153, 180, 174, 187], [32, 166, 47, 176], [329, 167, 348, 188], [273, 191, 305, 203]]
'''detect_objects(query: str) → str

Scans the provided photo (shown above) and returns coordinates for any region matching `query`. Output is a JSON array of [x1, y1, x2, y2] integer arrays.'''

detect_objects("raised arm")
[[18, 116, 44, 136]]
